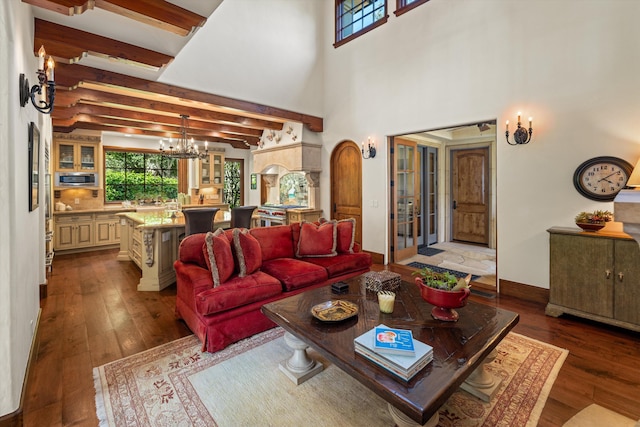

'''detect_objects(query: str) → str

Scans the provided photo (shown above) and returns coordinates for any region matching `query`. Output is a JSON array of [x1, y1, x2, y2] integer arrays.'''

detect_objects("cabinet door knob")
[[606, 269, 611, 279], [618, 272, 624, 282]]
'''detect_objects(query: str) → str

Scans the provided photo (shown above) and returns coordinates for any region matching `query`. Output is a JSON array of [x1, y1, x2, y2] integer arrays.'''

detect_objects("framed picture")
[[251, 173, 257, 190], [29, 122, 40, 211]]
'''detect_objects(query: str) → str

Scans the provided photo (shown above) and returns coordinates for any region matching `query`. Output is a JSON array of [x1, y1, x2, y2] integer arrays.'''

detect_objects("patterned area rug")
[[407, 262, 480, 281], [94, 328, 567, 427]]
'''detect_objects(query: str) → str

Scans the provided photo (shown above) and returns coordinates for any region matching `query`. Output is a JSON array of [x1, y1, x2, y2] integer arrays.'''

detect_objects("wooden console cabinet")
[[546, 227, 640, 332]]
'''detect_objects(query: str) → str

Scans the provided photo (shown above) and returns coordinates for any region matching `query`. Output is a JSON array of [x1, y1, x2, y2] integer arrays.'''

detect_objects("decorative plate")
[[311, 300, 358, 322]]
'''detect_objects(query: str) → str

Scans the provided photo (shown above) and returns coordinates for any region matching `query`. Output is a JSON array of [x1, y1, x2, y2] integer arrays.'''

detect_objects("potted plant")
[[412, 266, 472, 322], [575, 210, 613, 232]]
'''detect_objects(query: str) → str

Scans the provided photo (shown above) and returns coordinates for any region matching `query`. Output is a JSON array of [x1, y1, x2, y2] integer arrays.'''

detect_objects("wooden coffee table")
[[262, 274, 519, 426]]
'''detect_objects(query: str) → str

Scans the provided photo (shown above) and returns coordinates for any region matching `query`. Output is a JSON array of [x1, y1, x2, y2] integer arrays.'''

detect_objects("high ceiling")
[[24, 0, 323, 149]]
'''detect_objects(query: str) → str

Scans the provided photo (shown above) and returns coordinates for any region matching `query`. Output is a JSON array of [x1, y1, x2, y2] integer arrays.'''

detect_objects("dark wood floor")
[[22, 250, 640, 426]]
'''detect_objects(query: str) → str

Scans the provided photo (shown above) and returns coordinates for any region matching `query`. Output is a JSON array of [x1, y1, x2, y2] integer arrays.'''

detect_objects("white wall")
[[320, 0, 640, 289], [0, 1, 46, 416]]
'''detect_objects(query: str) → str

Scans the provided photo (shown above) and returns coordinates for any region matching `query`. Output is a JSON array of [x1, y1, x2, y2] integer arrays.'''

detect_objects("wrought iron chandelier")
[[159, 114, 208, 159]]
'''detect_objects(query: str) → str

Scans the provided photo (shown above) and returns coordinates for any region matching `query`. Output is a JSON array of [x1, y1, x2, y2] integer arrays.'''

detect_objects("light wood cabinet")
[[287, 209, 322, 224], [546, 227, 640, 332], [195, 151, 225, 203], [55, 140, 98, 172], [54, 213, 94, 250], [94, 213, 121, 246]]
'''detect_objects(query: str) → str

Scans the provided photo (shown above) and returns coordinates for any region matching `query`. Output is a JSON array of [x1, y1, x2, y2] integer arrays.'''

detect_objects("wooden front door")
[[393, 137, 419, 261], [331, 141, 362, 245], [451, 147, 489, 245]]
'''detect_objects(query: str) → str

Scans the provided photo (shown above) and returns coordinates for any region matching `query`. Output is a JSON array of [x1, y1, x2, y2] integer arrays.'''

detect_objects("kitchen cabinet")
[[55, 140, 98, 172], [54, 213, 94, 250], [94, 212, 121, 246], [199, 152, 224, 187], [286, 209, 322, 224], [546, 227, 640, 332]]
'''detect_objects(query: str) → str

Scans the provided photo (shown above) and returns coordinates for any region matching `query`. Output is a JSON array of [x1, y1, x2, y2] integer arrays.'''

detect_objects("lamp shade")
[[627, 159, 640, 187]]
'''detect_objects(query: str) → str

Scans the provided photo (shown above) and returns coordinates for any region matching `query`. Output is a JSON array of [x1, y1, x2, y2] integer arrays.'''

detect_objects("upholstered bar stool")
[[230, 205, 257, 229], [182, 207, 220, 236]]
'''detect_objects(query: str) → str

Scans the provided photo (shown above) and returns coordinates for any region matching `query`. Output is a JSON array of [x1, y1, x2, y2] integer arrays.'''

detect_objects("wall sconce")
[[361, 137, 376, 159], [19, 45, 55, 114], [505, 112, 532, 145]]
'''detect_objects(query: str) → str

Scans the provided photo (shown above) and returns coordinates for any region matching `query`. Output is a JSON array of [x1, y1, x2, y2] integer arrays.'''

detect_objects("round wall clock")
[[573, 156, 634, 201]]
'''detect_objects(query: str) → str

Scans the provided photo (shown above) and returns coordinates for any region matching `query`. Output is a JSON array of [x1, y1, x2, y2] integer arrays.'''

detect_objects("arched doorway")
[[330, 141, 363, 245]]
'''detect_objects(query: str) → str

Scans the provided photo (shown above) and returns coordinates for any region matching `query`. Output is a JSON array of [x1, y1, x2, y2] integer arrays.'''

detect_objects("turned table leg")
[[278, 332, 324, 385], [388, 404, 439, 427], [460, 349, 502, 402]]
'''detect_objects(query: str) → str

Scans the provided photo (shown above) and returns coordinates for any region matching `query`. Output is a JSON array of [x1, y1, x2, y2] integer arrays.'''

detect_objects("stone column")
[[305, 172, 320, 209]]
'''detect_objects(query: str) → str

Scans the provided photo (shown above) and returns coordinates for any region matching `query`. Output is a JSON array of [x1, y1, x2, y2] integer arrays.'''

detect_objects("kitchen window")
[[394, 0, 430, 17], [335, 0, 388, 48], [104, 149, 178, 202]]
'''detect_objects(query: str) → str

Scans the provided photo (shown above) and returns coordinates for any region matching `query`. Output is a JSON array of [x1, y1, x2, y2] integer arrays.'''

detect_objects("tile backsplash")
[[54, 188, 104, 211]]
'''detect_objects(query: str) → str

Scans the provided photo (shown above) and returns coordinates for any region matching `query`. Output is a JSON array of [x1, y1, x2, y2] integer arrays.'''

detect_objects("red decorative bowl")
[[415, 277, 471, 322], [576, 222, 605, 232]]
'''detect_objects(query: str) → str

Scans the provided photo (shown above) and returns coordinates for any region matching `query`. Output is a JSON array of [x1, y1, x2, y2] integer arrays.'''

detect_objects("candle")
[[38, 45, 45, 70], [505, 120, 509, 131], [46, 56, 55, 81], [517, 112, 521, 123], [205, 141, 208, 150], [378, 291, 395, 314], [528, 117, 533, 128]]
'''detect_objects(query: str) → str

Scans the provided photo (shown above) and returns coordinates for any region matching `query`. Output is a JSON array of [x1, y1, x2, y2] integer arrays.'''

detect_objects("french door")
[[393, 138, 419, 261]]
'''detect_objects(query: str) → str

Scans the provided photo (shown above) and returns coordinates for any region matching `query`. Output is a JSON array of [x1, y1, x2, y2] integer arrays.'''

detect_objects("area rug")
[[563, 404, 639, 427], [94, 328, 567, 427], [407, 261, 480, 281], [418, 246, 445, 257]]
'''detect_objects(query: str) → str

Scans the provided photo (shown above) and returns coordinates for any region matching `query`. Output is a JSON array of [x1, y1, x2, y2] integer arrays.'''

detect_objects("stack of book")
[[354, 324, 433, 381]]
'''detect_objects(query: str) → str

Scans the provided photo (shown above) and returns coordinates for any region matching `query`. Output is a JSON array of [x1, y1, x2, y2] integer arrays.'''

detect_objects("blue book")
[[373, 325, 415, 356]]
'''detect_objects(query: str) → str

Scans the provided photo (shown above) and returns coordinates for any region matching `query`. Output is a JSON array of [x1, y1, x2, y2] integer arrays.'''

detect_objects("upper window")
[[395, 0, 430, 17], [335, 0, 388, 47], [104, 149, 178, 203]]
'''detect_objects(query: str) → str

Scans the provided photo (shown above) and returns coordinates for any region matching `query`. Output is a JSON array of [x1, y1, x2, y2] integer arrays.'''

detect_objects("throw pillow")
[[296, 220, 337, 257], [336, 218, 356, 253], [203, 228, 235, 287], [232, 228, 262, 277]]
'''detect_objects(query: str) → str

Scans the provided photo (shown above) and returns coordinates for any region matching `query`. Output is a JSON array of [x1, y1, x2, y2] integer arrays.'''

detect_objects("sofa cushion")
[[195, 271, 282, 316], [296, 221, 337, 257], [233, 228, 262, 277], [336, 218, 356, 254], [250, 225, 295, 261], [179, 233, 208, 269], [304, 252, 372, 278], [261, 258, 329, 291], [203, 229, 235, 287]]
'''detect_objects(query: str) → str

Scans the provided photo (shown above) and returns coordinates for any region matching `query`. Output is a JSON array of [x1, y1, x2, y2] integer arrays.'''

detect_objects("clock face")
[[573, 156, 634, 201]]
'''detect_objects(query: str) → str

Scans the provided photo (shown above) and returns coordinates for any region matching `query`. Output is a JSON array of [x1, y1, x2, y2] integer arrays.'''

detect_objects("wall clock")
[[573, 156, 634, 201]]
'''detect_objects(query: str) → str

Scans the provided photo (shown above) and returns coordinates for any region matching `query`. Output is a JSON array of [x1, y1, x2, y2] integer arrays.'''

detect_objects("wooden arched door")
[[331, 141, 363, 245]]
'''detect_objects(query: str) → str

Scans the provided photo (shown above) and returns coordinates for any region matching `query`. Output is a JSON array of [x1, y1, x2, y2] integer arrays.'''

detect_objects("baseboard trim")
[[0, 308, 42, 427], [499, 279, 549, 304], [365, 250, 384, 265]]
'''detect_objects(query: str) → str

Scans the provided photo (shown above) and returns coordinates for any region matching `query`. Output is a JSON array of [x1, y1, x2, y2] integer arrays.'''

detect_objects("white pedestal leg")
[[388, 404, 439, 427], [460, 349, 502, 402], [278, 332, 323, 385]]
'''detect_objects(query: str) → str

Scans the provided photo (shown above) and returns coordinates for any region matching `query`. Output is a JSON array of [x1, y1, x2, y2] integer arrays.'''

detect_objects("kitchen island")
[[117, 211, 230, 291]]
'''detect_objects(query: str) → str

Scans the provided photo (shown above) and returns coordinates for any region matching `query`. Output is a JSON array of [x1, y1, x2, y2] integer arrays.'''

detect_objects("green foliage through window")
[[105, 150, 178, 202], [223, 160, 241, 209]]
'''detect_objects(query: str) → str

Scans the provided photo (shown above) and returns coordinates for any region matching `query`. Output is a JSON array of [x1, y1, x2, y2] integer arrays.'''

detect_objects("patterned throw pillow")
[[232, 228, 262, 277], [203, 228, 235, 287], [296, 220, 337, 257]]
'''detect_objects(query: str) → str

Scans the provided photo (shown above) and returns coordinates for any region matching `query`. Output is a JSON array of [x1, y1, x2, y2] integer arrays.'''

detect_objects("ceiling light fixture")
[[159, 114, 208, 159]]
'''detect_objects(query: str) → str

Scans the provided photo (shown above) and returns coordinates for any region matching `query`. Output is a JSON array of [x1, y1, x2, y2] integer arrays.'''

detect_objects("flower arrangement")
[[574, 210, 613, 224], [412, 266, 471, 291]]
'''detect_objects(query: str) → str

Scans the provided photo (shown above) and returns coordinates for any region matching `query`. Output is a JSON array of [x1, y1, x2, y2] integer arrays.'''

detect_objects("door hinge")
[[390, 213, 394, 220], [390, 180, 394, 187]]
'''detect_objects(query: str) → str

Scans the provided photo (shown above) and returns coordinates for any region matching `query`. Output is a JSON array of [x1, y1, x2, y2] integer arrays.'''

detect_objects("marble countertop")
[[52, 207, 136, 215], [118, 210, 231, 230]]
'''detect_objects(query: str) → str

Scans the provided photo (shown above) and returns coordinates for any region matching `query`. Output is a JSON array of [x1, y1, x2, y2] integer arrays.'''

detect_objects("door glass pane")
[[79, 145, 95, 170], [58, 144, 74, 169], [201, 156, 211, 185]]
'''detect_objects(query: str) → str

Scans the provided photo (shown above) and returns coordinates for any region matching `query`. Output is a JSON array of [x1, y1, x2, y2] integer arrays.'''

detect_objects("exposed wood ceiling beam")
[[35, 19, 173, 69], [53, 62, 324, 132], [23, 0, 206, 35]]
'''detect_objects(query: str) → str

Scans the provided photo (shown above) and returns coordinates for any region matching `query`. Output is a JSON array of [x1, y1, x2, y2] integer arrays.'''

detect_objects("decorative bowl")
[[576, 222, 605, 232], [415, 277, 470, 322]]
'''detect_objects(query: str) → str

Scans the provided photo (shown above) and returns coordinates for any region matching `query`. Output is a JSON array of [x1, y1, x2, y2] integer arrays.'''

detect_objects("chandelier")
[[159, 114, 209, 159]]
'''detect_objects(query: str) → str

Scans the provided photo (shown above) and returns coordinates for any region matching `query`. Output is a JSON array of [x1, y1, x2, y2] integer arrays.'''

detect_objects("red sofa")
[[174, 220, 372, 352]]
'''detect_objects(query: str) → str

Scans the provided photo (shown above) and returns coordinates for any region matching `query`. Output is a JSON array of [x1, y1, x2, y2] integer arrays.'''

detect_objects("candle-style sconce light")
[[20, 45, 56, 115], [361, 137, 377, 159], [505, 112, 533, 145]]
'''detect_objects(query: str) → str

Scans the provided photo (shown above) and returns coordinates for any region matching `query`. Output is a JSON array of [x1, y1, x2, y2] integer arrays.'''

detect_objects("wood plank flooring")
[[22, 251, 640, 426]]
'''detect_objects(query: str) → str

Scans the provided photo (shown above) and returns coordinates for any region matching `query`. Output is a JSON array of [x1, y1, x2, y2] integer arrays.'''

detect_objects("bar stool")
[[230, 205, 257, 229], [182, 207, 220, 236]]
